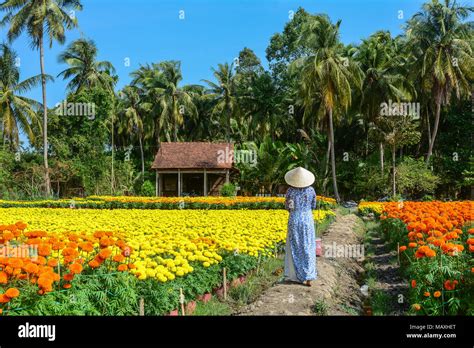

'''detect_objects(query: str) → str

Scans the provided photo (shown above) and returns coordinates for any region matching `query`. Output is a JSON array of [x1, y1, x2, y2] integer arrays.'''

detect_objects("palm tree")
[[57, 38, 115, 94], [406, 0, 473, 165], [293, 14, 362, 202], [203, 63, 239, 142], [356, 31, 413, 175], [156, 61, 195, 141], [0, 0, 83, 196], [0, 44, 46, 149], [131, 61, 195, 143], [117, 85, 149, 179]]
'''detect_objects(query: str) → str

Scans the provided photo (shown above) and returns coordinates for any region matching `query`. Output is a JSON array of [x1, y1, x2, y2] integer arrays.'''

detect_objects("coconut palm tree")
[[0, 0, 83, 196], [117, 85, 149, 179], [406, 0, 473, 165], [57, 38, 115, 94], [356, 31, 413, 174], [293, 14, 362, 202], [0, 44, 47, 150], [156, 61, 196, 142], [131, 61, 195, 143], [203, 63, 240, 142]]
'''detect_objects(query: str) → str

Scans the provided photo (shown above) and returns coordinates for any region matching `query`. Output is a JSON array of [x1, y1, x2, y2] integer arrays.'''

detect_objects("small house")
[[151, 142, 235, 196]]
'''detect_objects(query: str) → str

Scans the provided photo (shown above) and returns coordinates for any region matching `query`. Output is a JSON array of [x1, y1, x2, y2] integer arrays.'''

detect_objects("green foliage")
[[220, 183, 236, 197], [6, 253, 261, 316], [396, 157, 440, 198], [140, 180, 155, 196]]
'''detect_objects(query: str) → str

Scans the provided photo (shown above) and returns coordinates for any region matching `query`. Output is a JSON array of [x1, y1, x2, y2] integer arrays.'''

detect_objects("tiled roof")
[[151, 142, 234, 169]]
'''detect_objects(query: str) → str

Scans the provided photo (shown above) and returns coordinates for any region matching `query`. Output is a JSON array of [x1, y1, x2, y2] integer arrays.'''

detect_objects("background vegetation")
[[0, 1, 472, 201]]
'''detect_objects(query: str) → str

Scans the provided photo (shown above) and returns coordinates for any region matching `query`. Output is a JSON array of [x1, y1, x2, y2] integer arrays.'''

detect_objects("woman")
[[284, 167, 317, 287]]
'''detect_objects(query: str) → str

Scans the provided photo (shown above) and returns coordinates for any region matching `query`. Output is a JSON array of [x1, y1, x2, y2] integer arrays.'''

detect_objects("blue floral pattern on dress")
[[285, 186, 317, 282]]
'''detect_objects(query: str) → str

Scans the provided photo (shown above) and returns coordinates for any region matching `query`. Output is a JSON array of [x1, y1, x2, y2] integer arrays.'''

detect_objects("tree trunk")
[[39, 33, 51, 196], [379, 142, 384, 176], [139, 134, 145, 180], [426, 90, 441, 166], [328, 108, 340, 202], [173, 97, 178, 142], [111, 111, 115, 195], [392, 144, 396, 197], [227, 104, 231, 142], [426, 109, 432, 149], [322, 137, 331, 195]]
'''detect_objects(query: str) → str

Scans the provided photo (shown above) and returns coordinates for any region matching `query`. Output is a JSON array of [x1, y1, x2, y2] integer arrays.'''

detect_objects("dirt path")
[[237, 212, 365, 316], [365, 222, 409, 315]]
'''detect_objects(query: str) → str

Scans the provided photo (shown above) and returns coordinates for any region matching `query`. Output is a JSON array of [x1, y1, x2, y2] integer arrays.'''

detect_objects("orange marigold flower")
[[113, 254, 125, 263], [69, 263, 83, 274], [411, 280, 416, 288], [0, 294, 10, 303], [47, 259, 58, 268], [399, 246, 407, 252], [0, 271, 8, 284], [79, 242, 94, 253], [7, 258, 23, 268], [5, 288, 20, 299], [24, 263, 39, 274], [117, 264, 128, 272], [408, 242, 417, 248], [412, 304, 421, 311], [423, 292, 430, 297], [425, 249, 436, 258], [63, 273, 74, 281], [433, 291, 441, 298], [63, 283, 72, 289], [98, 248, 112, 260], [88, 260, 100, 269], [38, 244, 52, 257]]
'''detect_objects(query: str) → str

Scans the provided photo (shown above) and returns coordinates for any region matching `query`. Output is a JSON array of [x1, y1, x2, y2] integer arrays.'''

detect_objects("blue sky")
[[2, 0, 428, 107]]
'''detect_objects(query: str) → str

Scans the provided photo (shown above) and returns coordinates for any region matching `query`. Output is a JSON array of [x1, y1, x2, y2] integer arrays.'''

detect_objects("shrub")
[[220, 183, 236, 197], [140, 180, 155, 197]]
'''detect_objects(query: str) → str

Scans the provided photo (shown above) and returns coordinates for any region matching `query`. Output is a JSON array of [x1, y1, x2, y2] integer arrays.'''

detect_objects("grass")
[[191, 256, 284, 315], [193, 298, 233, 316], [370, 289, 392, 316], [339, 303, 360, 315], [313, 299, 328, 316]]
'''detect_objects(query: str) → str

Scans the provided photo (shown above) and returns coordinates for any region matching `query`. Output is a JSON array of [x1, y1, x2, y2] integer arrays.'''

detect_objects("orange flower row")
[[0, 221, 136, 312]]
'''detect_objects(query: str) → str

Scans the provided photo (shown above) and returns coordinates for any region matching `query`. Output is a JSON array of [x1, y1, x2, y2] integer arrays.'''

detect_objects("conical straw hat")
[[284, 167, 315, 188]]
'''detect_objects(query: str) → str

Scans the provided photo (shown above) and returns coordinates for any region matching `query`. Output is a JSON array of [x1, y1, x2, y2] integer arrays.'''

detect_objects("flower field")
[[374, 201, 474, 315], [0, 207, 335, 315], [0, 195, 337, 210]]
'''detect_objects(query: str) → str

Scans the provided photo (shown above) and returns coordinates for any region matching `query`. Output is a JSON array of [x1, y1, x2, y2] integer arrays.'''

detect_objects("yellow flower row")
[[88, 195, 337, 205], [0, 208, 335, 282], [358, 202, 385, 215]]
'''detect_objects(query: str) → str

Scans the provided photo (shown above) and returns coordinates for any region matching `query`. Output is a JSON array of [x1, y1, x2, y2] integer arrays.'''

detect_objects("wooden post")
[[57, 259, 61, 290], [397, 242, 400, 266], [179, 288, 185, 316], [178, 170, 182, 197], [203, 169, 208, 196], [223, 268, 227, 300], [256, 254, 261, 275], [159, 173, 163, 196], [155, 172, 159, 196], [225, 169, 230, 184], [139, 297, 145, 316]]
